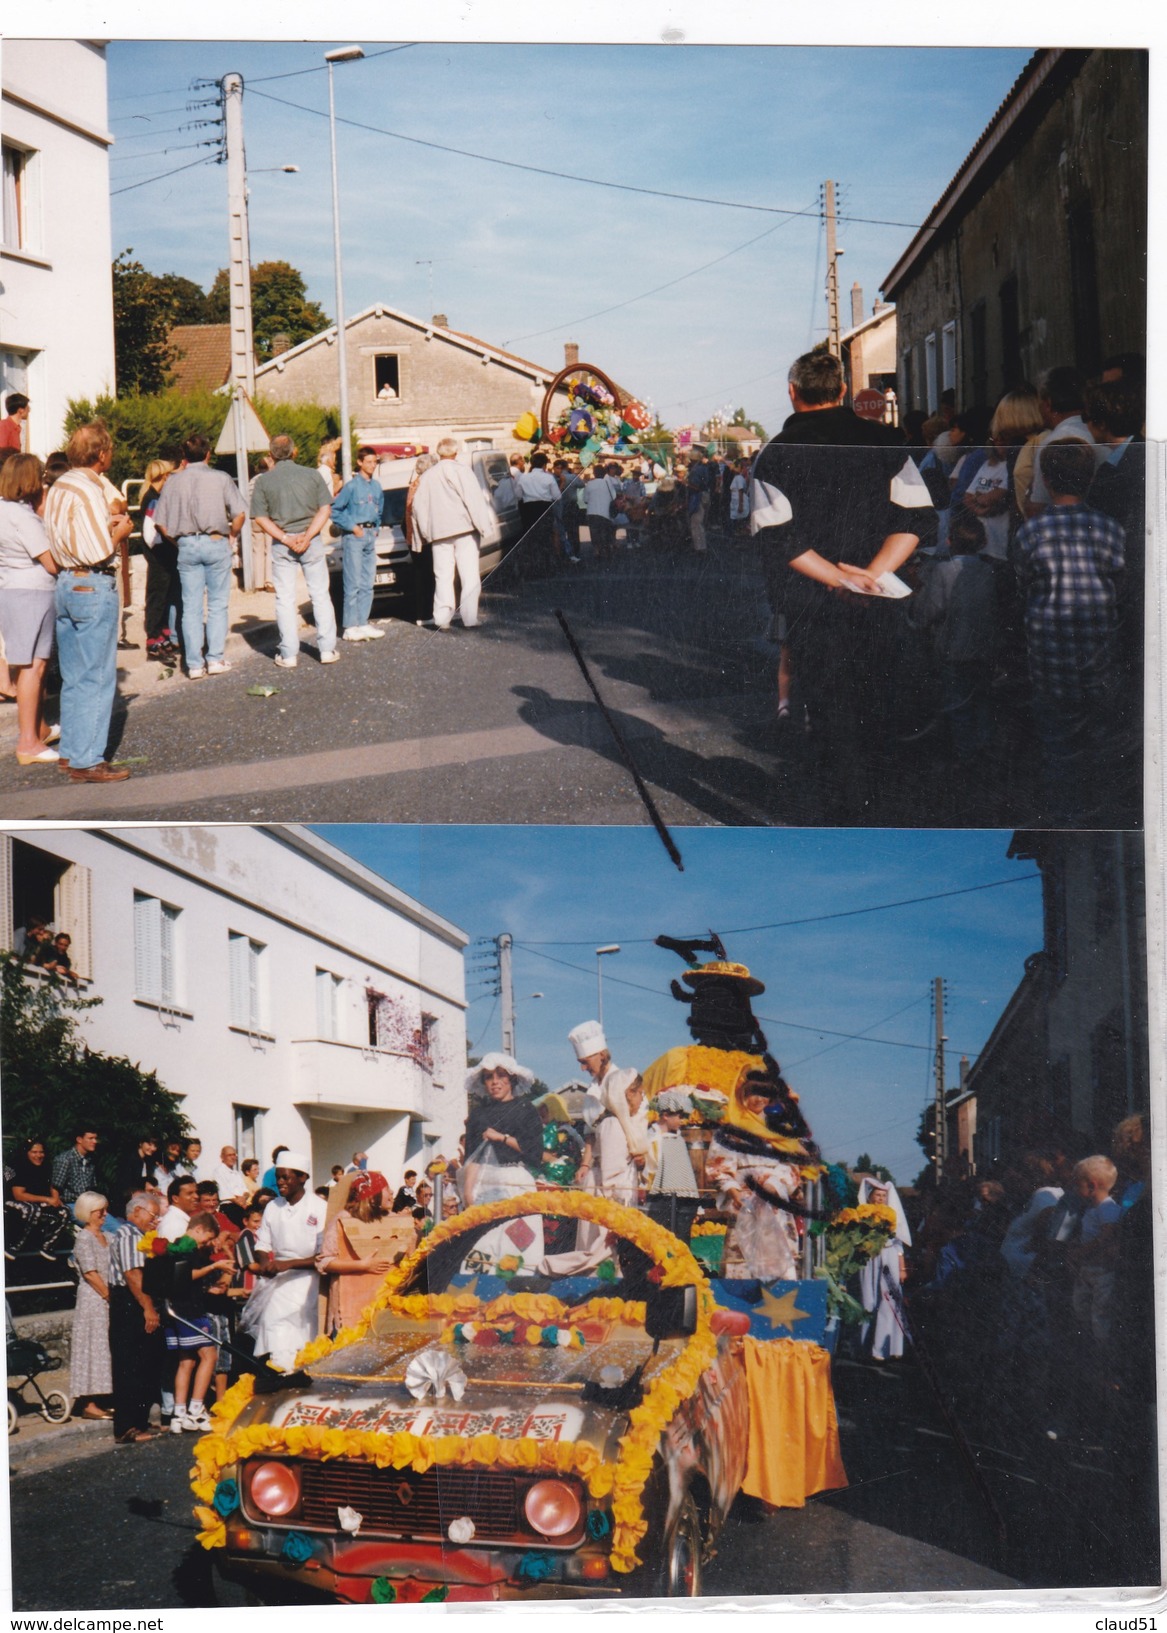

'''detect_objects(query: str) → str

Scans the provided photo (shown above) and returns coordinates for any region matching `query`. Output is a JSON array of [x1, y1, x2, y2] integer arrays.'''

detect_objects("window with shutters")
[[133, 891, 182, 1005], [315, 968, 345, 1041], [229, 931, 270, 1034], [0, 835, 93, 981]]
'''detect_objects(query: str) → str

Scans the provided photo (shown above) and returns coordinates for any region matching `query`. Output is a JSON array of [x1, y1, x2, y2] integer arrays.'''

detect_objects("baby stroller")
[[6, 1300, 70, 1433]]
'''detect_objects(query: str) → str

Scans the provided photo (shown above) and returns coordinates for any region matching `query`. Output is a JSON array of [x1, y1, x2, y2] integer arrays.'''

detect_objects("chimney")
[[564, 341, 580, 368], [271, 333, 291, 356], [431, 313, 448, 329], [850, 283, 864, 327], [959, 1056, 970, 1090]]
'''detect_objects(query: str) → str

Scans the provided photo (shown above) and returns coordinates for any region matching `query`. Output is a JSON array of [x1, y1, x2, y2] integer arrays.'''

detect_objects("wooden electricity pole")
[[933, 976, 948, 1182], [824, 179, 841, 357]]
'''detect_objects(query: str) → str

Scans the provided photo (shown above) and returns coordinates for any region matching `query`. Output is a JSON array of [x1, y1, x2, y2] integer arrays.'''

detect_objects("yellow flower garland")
[[192, 1191, 715, 1573]]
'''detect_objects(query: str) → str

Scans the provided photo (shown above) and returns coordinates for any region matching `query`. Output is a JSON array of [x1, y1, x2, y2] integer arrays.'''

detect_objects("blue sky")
[[105, 41, 1034, 435], [313, 825, 1044, 1186]]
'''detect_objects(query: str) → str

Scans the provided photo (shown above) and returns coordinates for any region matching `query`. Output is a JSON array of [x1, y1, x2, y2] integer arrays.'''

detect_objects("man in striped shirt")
[[43, 421, 133, 783], [108, 1191, 165, 1442]]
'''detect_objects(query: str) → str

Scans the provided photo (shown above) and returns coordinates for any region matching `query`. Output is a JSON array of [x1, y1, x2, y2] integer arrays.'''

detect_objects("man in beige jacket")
[[410, 438, 496, 630]]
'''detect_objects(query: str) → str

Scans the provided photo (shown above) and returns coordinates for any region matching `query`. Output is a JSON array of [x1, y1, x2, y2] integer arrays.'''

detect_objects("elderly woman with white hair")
[[595, 1067, 650, 1208], [70, 1191, 114, 1418], [410, 437, 496, 631], [459, 1053, 546, 1274]]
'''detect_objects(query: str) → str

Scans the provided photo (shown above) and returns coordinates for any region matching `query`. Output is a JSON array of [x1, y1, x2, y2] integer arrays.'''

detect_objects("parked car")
[[198, 1192, 750, 1603], [325, 449, 521, 622]]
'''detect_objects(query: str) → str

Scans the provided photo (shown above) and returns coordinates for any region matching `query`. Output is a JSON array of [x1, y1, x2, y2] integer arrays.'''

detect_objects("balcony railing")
[[292, 1037, 430, 1117]]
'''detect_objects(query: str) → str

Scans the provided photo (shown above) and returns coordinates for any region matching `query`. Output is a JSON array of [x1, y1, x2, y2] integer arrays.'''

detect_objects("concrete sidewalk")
[[0, 553, 282, 745]]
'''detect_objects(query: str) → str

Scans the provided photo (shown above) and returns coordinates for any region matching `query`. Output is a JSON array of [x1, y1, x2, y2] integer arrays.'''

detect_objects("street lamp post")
[[325, 45, 364, 484], [595, 945, 620, 1030]]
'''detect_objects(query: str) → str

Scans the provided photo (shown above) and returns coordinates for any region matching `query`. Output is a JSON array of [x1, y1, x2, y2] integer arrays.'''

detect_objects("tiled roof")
[[167, 324, 233, 393]]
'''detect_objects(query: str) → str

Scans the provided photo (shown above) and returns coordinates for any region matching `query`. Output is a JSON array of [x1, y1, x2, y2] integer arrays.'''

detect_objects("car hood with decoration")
[[192, 1191, 760, 1602]]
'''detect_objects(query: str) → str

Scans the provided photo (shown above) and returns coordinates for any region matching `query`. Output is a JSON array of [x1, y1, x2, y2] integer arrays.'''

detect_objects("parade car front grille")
[[297, 1461, 528, 1541]]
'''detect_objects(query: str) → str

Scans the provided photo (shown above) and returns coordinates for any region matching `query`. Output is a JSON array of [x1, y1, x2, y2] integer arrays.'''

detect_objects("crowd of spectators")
[[905, 1112, 1153, 1514]]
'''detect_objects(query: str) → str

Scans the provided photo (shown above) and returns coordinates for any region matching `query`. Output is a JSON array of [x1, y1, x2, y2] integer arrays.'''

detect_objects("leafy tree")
[[206, 260, 331, 362], [155, 272, 211, 326], [0, 954, 189, 1195], [854, 1152, 896, 1186], [112, 249, 179, 394], [66, 390, 339, 490], [732, 405, 767, 440]]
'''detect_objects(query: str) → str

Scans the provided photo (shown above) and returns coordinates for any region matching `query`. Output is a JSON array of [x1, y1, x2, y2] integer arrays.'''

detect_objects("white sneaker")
[[361, 624, 386, 639], [274, 654, 298, 669], [187, 667, 206, 680], [169, 1414, 188, 1435], [342, 627, 371, 642], [206, 659, 232, 675], [185, 1407, 211, 1431], [319, 649, 340, 664]]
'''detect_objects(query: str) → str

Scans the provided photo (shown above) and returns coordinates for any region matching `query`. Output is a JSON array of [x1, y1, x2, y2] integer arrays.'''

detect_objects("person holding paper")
[[750, 349, 936, 817]]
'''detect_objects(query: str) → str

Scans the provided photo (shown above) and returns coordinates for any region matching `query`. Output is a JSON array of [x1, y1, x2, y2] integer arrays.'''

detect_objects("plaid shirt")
[[108, 1219, 148, 1290], [51, 1146, 96, 1206], [1014, 502, 1124, 701]]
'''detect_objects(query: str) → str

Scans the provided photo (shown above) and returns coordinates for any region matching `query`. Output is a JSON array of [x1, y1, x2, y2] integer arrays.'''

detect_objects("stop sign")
[[853, 387, 887, 422]]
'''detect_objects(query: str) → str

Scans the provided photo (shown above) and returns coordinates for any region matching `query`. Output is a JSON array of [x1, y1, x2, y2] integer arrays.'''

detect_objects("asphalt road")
[[0, 533, 1099, 829], [9, 1352, 1156, 1613]]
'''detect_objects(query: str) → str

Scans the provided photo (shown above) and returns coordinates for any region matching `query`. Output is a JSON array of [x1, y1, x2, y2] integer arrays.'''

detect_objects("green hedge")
[[64, 391, 342, 490]]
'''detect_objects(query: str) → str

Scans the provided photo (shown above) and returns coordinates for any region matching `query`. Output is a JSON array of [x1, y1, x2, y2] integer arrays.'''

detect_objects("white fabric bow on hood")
[[405, 1348, 468, 1402]]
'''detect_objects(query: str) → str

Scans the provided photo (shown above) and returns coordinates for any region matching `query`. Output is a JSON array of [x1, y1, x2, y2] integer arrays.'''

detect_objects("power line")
[[783, 994, 928, 1069], [502, 207, 812, 348], [110, 141, 220, 163], [107, 45, 417, 105], [514, 872, 1042, 946], [516, 943, 982, 1057], [111, 154, 220, 197], [248, 85, 922, 229]]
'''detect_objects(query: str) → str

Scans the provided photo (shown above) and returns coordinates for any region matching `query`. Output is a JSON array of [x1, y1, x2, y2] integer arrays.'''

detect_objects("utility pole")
[[221, 73, 256, 587], [498, 934, 515, 1058], [824, 179, 841, 358], [933, 976, 948, 1183]]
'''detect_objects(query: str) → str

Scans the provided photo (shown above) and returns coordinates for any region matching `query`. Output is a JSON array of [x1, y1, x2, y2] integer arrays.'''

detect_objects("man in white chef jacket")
[[250, 1151, 326, 1371]]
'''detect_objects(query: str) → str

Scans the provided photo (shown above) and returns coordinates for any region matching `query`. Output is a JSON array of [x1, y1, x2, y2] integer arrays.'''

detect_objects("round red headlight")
[[248, 1460, 302, 1517], [523, 1479, 582, 1538]]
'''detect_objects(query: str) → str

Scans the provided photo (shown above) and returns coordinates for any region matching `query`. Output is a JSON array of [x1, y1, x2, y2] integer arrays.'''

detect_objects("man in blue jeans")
[[250, 435, 338, 669], [153, 433, 245, 678], [43, 421, 134, 782], [330, 444, 387, 642]]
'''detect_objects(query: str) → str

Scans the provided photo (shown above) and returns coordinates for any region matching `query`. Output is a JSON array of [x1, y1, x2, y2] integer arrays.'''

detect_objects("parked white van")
[[326, 446, 520, 621]]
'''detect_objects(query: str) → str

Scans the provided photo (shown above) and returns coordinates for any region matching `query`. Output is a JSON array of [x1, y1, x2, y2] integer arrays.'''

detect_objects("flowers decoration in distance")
[[137, 1230, 158, 1254], [690, 1221, 728, 1238], [819, 1203, 897, 1323], [191, 1191, 715, 1574], [212, 1479, 239, 1518]]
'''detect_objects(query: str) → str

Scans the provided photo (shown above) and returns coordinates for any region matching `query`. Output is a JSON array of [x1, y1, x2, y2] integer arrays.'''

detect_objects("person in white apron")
[[243, 1151, 326, 1372]]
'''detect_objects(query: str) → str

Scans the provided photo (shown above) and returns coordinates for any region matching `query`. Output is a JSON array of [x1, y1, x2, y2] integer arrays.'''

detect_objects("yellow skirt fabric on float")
[[741, 1336, 848, 1507]]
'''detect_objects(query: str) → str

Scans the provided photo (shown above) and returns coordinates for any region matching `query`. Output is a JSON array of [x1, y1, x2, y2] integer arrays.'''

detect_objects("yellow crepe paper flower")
[[192, 1190, 714, 1574]]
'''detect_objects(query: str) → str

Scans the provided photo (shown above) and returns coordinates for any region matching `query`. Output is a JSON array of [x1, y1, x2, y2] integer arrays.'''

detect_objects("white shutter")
[[134, 893, 160, 1001], [248, 941, 262, 1029], [0, 833, 13, 953], [160, 904, 180, 1003], [56, 862, 93, 981], [228, 932, 249, 1028]]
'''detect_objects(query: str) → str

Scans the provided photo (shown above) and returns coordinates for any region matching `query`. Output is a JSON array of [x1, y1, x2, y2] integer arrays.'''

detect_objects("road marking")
[[0, 694, 757, 817]]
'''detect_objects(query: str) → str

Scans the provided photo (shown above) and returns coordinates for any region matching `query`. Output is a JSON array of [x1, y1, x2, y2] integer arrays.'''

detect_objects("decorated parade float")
[[512, 362, 653, 467], [191, 937, 901, 1602]]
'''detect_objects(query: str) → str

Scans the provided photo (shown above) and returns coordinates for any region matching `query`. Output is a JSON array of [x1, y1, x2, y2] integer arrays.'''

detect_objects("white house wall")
[[1, 41, 116, 453], [2, 826, 469, 1189]]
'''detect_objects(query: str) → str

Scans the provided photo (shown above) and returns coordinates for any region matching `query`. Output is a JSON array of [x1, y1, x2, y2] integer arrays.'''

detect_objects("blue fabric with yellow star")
[[711, 1277, 831, 1345]]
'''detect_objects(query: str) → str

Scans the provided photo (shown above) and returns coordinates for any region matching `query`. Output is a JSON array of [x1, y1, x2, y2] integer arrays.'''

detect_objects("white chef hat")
[[275, 1150, 311, 1176], [569, 1020, 607, 1060]]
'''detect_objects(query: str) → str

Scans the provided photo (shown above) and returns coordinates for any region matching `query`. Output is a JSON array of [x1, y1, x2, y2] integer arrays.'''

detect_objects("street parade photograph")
[[0, 34, 1150, 830], [0, 7, 1162, 1631], [0, 822, 1158, 1614]]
